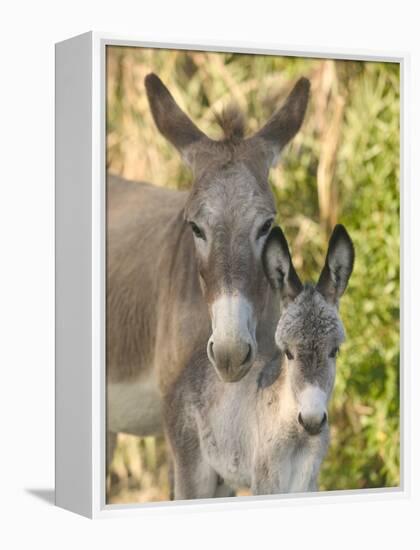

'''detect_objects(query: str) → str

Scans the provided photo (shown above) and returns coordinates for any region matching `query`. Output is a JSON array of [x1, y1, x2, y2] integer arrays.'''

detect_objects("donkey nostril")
[[241, 343, 253, 366], [208, 340, 215, 363], [298, 412, 304, 428], [298, 411, 327, 435]]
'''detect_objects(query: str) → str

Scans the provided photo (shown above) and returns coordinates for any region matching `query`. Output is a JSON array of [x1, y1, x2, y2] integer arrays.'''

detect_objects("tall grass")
[[106, 47, 400, 502]]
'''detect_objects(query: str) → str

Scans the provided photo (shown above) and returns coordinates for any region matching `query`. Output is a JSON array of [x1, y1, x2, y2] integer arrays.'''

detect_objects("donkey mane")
[[214, 104, 246, 143]]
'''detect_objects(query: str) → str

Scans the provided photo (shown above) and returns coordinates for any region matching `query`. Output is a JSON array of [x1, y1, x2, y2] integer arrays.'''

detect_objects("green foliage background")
[[107, 47, 400, 502]]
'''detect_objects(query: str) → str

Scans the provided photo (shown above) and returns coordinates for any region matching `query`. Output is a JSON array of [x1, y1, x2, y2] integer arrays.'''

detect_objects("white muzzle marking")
[[208, 293, 256, 380], [298, 385, 328, 427]]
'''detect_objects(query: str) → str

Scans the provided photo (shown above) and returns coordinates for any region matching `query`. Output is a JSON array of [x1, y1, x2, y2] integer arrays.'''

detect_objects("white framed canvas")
[[55, 32, 408, 519]]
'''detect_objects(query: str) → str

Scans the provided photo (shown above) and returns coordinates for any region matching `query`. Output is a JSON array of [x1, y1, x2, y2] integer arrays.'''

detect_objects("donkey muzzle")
[[298, 411, 327, 436], [208, 293, 257, 382], [297, 384, 328, 435], [208, 337, 255, 382]]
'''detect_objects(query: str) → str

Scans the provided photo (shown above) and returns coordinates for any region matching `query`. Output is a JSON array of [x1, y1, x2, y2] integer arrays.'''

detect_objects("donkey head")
[[263, 225, 354, 435], [145, 73, 310, 382]]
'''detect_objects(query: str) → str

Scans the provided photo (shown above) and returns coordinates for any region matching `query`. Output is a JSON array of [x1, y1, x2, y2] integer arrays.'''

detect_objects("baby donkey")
[[165, 225, 355, 499]]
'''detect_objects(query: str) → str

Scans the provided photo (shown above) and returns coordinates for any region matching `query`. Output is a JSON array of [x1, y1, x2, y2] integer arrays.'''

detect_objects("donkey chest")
[[197, 401, 255, 488], [196, 389, 307, 490]]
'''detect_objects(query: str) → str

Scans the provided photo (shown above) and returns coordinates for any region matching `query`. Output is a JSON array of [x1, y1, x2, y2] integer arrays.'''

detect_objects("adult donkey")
[[107, 73, 310, 464]]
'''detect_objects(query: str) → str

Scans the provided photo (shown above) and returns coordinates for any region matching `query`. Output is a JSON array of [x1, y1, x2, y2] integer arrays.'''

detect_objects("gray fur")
[[107, 73, 310, 463], [165, 225, 354, 498]]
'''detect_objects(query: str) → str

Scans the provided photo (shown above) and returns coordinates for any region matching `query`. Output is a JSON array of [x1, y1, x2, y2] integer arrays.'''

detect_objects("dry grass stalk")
[[316, 62, 346, 232]]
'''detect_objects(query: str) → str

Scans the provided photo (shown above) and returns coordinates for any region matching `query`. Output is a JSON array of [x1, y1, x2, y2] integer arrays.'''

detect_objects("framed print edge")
[[55, 31, 410, 519], [55, 31, 93, 518]]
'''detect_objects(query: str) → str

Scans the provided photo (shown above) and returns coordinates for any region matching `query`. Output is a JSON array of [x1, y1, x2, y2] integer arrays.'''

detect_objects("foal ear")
[[263, 226, 302, 303], [250, 77, 310, 167], [317, 225, 355, 304], [145, 73, 209, 167]]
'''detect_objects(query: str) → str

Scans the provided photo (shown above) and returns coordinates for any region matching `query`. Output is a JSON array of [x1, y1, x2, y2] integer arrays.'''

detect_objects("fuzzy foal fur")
[[165, 225, 354, 499]]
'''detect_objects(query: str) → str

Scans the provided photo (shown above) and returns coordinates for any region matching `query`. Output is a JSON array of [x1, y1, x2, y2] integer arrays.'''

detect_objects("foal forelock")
[[277, 286, 345, 348]]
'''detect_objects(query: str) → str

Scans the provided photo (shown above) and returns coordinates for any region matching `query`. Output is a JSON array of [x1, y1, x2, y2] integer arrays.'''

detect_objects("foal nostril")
[[298, 413, 305, 428], [298, 412, 304, 428], [298, 412, 327, 435]]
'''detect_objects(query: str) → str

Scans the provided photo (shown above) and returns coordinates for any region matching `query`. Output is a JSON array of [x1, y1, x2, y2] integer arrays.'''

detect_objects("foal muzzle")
[[298, 411, 328, 436], [297, 384, 329, 436]]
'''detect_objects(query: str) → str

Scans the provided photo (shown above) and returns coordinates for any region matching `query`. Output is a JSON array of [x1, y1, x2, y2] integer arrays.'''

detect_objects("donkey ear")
[[251, 77, 310, 167], [145, 73, 209, 167], [263, 226, 302, 303], [317, 225, 355, 304]]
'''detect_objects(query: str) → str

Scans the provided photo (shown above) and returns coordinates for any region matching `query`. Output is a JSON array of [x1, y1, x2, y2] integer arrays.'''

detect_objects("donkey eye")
[[329, 347, 339, 358], [285, 349, 294, 360], [190, 222, 206, 240], [257, 219, 273, 239]]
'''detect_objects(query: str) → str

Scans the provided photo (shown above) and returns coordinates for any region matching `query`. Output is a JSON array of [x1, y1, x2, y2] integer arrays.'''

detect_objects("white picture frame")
[[55, 31, 409, 519]]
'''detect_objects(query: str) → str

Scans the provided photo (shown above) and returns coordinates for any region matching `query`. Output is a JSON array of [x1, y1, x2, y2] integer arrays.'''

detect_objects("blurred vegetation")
[[106, 46, 400, 503]]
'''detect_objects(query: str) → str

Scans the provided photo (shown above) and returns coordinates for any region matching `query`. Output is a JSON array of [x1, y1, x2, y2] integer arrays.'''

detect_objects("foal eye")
[[285, 349, 294, 360], [190, 222, 206, 240], [257, 219, 273, 239], [329, 347, 339, 358]]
